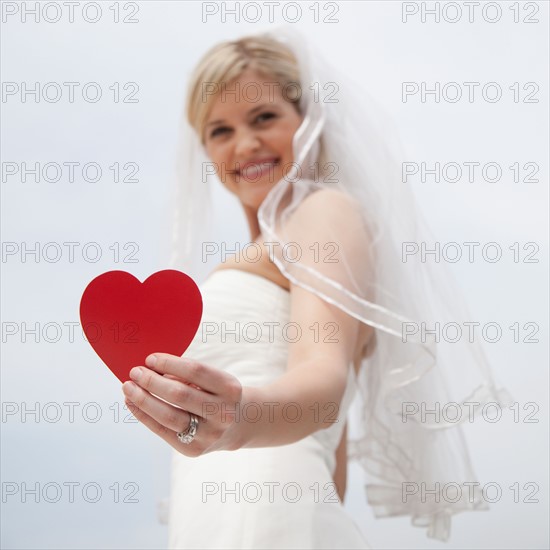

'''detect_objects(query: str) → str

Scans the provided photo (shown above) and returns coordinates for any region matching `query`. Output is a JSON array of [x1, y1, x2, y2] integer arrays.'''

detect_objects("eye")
[[255, 112, 276, 123], [210, 126, 230, 138]]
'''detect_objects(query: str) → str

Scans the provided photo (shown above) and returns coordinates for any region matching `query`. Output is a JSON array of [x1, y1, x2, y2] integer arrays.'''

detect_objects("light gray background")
[[1, 1, 548, 548]]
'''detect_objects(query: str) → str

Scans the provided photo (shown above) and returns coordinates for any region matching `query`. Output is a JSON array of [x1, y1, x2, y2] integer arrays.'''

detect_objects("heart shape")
[[79, 270, 203, 383]]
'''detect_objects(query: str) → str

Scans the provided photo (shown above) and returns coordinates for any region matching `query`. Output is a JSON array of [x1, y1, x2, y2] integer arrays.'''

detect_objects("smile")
[[237, 158, 280, 179]]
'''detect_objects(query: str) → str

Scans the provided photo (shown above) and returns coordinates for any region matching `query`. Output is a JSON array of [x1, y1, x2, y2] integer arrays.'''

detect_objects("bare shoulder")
[[285, 188, 369, 255], [291, 188, 362, 220]]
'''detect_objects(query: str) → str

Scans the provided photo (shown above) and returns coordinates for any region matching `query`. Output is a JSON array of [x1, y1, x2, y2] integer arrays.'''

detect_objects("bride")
[[121, 27, 507, 549]]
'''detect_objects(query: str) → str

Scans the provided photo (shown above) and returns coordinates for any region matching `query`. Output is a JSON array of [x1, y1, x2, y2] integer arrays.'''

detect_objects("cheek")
[[205, 146, 228, 174], [205, 144, 221, 163], [271, 126, 297, 158]]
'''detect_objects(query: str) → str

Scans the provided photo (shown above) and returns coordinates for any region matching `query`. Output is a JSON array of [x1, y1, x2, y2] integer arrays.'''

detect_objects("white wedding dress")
[[167, 268, 371, 549]]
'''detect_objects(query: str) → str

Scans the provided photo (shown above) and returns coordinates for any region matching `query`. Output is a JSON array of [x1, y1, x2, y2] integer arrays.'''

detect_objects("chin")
[[237, 176, 277, 193], [240, 189, 271, 209], [234, 165, 283, 187]]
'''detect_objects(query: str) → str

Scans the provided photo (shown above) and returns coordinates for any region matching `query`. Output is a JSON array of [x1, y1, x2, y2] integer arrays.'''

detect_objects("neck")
[[242, 203, 261, 242]]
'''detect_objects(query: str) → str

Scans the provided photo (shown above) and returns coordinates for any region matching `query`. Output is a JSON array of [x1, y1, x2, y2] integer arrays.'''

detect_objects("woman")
[[122, 27, 508, 549]]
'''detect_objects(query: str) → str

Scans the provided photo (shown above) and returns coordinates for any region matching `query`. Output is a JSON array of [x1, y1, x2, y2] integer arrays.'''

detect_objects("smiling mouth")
[[234, 158, 281, 178]]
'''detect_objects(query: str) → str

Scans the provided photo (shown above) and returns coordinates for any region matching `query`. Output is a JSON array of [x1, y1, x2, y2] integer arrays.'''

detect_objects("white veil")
[[166, 26, 511, 541]]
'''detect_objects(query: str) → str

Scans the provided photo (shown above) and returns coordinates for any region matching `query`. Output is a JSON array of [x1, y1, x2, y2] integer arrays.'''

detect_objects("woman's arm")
[[234, 190, 368, 449], [234, 278, 361, 448]]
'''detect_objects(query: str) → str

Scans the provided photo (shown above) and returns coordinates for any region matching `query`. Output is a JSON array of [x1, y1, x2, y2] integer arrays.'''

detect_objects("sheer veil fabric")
[[167, 26, 511, 541]]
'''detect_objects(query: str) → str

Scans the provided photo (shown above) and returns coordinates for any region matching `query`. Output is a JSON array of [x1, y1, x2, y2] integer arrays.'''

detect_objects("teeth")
[[241, 160, 279, 177]]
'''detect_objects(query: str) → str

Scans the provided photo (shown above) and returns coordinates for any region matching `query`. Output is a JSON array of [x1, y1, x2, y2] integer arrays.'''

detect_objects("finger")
[[124, 398, 200, 454], [145, 353, 228, 394], [122, 380, 202, 433], [163, 373, 204, 391], [129, 367, 214, 417]]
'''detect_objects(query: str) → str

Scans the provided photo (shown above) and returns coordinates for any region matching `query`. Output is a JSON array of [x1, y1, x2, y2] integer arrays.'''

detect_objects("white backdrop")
[[1, 1, 548, 549]]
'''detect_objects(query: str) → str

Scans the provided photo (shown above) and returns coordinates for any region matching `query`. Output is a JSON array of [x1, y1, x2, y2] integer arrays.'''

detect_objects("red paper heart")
[[79, 270, 202, 383]]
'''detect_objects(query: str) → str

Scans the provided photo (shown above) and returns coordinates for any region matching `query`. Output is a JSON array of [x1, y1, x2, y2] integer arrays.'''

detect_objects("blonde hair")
[[186, 35, 302, 143]]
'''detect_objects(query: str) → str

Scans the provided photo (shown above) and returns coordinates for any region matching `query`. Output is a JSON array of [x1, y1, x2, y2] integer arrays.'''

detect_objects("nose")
[[234, 127, 261, 160]]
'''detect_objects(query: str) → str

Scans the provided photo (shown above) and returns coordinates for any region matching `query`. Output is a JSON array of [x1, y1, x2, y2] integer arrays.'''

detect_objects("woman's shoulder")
[[295, 187, 361, 216], [285, 187, 367, 244]]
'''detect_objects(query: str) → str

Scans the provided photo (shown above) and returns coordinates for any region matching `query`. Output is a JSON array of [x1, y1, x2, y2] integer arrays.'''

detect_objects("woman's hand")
[[121, 353, 244, 456]]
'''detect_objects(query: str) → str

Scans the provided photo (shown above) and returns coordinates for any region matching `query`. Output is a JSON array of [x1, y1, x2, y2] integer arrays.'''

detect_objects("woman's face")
[[203, 69, 303, 212]]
